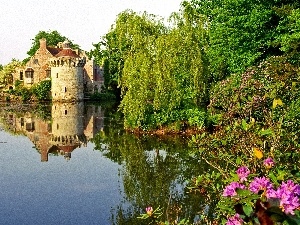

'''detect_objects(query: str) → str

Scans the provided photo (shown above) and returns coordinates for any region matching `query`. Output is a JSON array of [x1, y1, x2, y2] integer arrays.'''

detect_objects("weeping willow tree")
[[119, 3, 209, 130]]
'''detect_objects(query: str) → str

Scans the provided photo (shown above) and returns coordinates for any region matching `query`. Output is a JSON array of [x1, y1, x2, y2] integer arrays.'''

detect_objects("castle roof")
[[47, 47, 63, 56], [58, 145, 78, 152], [55, 48, 80, 58]]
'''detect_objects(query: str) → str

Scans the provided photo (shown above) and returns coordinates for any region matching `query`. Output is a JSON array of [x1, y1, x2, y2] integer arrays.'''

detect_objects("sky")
[[0, 0, 183, 65]]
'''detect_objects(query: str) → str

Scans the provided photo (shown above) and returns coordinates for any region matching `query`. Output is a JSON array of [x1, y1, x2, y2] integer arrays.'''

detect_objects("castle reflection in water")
[[1, 102, 104, 161]]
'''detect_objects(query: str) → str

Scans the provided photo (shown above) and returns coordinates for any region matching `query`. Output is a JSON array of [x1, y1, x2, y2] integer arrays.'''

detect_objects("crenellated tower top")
[[49, 39, 86, 68]]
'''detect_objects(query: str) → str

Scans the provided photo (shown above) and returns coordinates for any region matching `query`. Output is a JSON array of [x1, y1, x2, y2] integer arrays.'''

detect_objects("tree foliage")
[[190, 0, 300, 80], [89, 0, 300, 131], [90, 8, 209, 130], [24, 30, 80, 63], [32, 80, 51, 101], [0, 59, 23, 86], [120, 8, 209, 130], [89, 10, 166, 95]]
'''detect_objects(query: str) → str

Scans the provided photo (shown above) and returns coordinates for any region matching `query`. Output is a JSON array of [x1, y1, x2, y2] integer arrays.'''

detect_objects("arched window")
[[25, 68, 34, 78]]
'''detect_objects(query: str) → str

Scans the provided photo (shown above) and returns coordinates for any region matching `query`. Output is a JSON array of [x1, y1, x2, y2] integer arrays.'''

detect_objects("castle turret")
[[50, 102, 87, 160], [50, 40, 86, 101]]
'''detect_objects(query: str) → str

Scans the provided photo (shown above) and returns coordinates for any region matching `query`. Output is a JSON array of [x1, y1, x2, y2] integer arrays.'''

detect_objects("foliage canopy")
[[24, 30, 80, 63]]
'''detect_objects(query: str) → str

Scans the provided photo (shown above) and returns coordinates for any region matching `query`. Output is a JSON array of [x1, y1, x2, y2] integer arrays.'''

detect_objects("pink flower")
[[249, 177, 274, 194], [275, 180, 300, 215], [223, 182, 246, 197], [226, 214, 244, 225], [146, 206, 153, 216], [263, 157, 275, 169], [236, 166, 250, 182]]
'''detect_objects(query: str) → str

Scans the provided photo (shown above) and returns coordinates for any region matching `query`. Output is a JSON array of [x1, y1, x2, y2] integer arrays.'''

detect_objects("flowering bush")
[[208, 56, 300, 128], [218, 158, 300, 224]]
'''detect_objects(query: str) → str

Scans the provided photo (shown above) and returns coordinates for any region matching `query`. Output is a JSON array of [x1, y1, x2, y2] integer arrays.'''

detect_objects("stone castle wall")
[[50, 102, 85, 146], [50, 58, 85, 101], [23, 39, 52, 88], [11, 38, 104, 101]]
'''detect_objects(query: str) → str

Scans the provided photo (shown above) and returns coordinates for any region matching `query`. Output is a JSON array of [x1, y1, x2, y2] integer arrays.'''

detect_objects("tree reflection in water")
[[91, 110, 215, 224], [0, 102, 214, 224]]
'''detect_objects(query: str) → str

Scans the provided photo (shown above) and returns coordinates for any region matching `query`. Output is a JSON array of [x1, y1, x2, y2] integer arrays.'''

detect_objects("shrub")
[[32, 80, 51, 101], [208, 56, 300, 126]]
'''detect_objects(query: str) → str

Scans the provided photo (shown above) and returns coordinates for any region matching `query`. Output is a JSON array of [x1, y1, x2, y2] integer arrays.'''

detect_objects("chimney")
[[39, 38, 47, 49], [63, 40, 70, 49]]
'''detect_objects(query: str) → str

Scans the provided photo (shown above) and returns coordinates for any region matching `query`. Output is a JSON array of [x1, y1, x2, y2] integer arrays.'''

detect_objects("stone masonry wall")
[[51, 58, 84, 102]]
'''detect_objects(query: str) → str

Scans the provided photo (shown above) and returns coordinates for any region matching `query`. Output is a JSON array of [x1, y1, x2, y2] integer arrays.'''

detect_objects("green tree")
[[190, 0, 300, 80], [24, 30, 80, 63], [119, 6, 208, 130], [89, 10, 166, 97], [275, 7, 300, 61], [0, 59, 23, 86]]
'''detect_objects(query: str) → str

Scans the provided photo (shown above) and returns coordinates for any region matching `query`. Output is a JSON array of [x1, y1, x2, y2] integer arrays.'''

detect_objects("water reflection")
[[0, 102, 210, 224], [0, 102, 104, 161], [91, 116, 211, 224]]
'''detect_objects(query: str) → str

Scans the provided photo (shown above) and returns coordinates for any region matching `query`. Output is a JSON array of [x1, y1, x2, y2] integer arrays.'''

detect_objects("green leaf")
[[243, 204, 253, 217], [285, 214, 300, 225], [259, 129, 273, 136], [241, 119, 248, 131], [236, 189, 252, 197]]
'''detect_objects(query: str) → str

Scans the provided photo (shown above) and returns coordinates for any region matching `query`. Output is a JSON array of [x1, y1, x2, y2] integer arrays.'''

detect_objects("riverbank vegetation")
[[88, 0, 300, 224], [0, 0, 299, 223], [90, 0, 300, 133]]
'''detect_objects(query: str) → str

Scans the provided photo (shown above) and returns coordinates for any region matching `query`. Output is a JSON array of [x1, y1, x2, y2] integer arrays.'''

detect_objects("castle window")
[[65, 110, 67, 115], [57, 124, 59, 130], [20, 71, 23, 80], [94, 68, 97, 80], [46, 68, 51, 78], [56, 73, 58, 78], [65, 87, 67, 92], [25, 68, 34, 78], [26, 122, 35, 132], [47, 123, 52, 132], [20, 118, 24, 127]]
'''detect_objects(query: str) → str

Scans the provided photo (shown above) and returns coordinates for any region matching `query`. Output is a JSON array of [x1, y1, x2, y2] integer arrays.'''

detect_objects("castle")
[[0, 102, 105, 161], [12, 38, 104, 101]]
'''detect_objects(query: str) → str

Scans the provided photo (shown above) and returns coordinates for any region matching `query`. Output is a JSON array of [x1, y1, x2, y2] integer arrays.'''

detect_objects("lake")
[[0, 102, 205, 225]]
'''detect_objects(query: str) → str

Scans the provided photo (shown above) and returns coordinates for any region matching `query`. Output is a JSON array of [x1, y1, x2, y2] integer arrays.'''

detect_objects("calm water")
[[0, 103, 123, 225], [0, 102, 205, 225]]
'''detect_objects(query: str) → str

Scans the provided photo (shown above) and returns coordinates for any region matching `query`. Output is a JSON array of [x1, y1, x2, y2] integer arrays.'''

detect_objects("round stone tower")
[[50, 40, 86, 102], [50, 102, 87, 160]]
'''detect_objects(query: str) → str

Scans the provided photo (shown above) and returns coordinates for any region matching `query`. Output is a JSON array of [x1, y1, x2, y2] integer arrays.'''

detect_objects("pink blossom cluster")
[[236, 166, 250, 182], [226, 213, 244, 225], [263, 157, 275, 168], [268, 180, 300, 215], [222, 182, 246, 197], [249, 177, 274, 194], [222, 160, 300, 224]]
